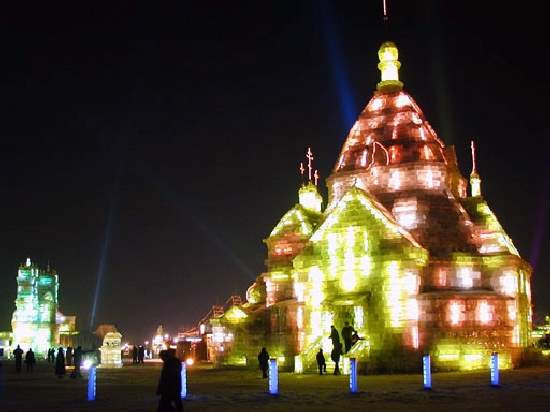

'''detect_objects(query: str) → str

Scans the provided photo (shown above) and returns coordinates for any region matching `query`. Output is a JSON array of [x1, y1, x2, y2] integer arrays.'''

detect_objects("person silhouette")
[[329, 325, 340, 349], [138, 345, 145, 364], [71, 346, 83, 378], [257, 347, 270, 379], [341, 322, 356, 353], [316, 348, 326, 375], [55, 347, 66, 378], [331, 342, 342, 375], [132, 345, 138, 364], [25, 348, 36, 372], [13, 345, 23, 373], [156, 349, 183, 412], [66, 346, 73, 366]]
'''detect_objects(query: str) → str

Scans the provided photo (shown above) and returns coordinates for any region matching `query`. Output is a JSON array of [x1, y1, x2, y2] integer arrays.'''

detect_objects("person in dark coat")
[[13, 345, 23, 373], [341, 322, 356, 353], [55, 347, 66, 377], [316, 348, 326, 375], [46, 348, 51, 363], [329, 325, 340, 349], [331, 342, 342, 375], [257, 347, 270, 379], [156, 349, 183, 412], [66, 346, 73, 366], [132, 345, 138, 364], [71, 346, 82, 378], [138, 345, 145, 364], [24, 349, 36, 372]]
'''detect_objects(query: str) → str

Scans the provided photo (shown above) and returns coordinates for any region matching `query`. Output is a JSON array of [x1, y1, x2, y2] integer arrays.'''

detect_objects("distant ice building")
[[11, 258, 77, 355]]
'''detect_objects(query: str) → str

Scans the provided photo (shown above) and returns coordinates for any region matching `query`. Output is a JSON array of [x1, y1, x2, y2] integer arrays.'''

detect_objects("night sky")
[[0, 2, 548, 343]]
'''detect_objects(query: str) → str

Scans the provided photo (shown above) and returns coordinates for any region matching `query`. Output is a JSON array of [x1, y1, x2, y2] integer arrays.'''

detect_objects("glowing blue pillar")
[[349, 358, 358, 393], [87, 366, 96, 401], [490, 352, 499, 387], [181, 361, 187, 399], [268, 358, 278, 395], [423, 355, 431, 390]]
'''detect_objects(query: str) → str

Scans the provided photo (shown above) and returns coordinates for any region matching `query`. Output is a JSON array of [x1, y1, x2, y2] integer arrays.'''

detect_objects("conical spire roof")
[[334, 42, 446, 173]]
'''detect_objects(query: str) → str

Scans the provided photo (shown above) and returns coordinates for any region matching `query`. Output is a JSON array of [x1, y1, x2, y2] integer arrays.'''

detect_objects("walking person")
[[55, 347, 66, 378], [331, 342, 342, 375], [316, 348, 326, 375], [257, 347, 269, 379], [13, 345, 23, 373], [156, 349, 183, 412], [25, 348, 36, 372], [341, 322, 356, 353]]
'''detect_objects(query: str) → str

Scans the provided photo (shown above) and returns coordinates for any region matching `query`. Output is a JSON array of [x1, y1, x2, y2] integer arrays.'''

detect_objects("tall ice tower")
[[11, 258, 60, 354]]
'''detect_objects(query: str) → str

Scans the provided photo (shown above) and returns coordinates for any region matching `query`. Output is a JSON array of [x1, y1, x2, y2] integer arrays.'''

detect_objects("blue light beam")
[[320, 0, 357, 130], [90, 161, 122, 329]]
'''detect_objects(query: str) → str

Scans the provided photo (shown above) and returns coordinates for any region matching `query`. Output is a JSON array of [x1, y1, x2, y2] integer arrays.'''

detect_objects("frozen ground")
[[2, 361, 550, 411]]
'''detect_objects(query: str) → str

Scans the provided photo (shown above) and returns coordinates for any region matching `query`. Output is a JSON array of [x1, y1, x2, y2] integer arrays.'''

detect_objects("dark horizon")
[[0, 1, 548, 343]]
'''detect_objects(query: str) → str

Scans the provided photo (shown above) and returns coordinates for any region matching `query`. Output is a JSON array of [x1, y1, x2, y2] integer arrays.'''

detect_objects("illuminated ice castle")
[[205, 41, 532, 371], [11, 258, 76, 355]]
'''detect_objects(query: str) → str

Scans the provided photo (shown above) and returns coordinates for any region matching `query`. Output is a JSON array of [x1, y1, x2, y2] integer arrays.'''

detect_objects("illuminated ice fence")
[[423, 354, 431, 390], [349, 358, 358, 393], [268, 358, 278, 395], [490, 352, 499, 387], [87, 366, 96, 401], [181, 361, 187, 399]]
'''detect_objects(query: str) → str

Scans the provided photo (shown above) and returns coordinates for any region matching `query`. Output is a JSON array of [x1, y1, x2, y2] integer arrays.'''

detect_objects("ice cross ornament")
[[306, 147, 314, 182]]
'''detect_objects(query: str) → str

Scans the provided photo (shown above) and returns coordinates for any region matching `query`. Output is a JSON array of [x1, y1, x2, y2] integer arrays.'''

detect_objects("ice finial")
[[470, 140, 482, 197], [382, 0, 389, 22], [306, 147, 314, 182], [298, 149, 323, 212], [26, 257, 31, 267], [376, 41, 403, 93], [299, 162, 305, 183], [470, 141, 478, 175]]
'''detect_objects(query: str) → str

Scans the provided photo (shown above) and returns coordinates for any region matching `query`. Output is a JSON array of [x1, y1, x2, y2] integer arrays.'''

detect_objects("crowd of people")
[[11, 344, 83, 378], [10, 342, 182, 411], [257, 321, 361, 377], [131, 344, 146, 363], [316, 321, 361, 375]]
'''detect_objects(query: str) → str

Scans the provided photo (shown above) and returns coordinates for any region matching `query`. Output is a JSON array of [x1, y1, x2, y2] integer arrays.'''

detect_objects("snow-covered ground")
[[2, 361, 550, 411]]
